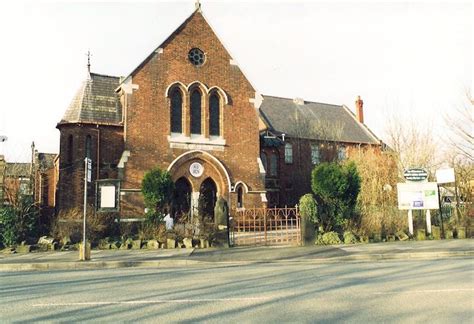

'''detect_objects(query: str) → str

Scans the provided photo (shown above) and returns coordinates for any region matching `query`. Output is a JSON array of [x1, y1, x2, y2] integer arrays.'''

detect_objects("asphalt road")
[[1, 259, 473, 323]]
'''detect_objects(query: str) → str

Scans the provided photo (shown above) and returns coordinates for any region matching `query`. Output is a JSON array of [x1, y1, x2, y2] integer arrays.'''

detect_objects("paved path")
[[1, 258, 473, 322], [0, 239, 472, 271]]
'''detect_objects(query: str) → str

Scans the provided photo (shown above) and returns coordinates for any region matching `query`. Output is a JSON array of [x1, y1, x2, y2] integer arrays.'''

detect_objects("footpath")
[[0, 239, 472, 272]]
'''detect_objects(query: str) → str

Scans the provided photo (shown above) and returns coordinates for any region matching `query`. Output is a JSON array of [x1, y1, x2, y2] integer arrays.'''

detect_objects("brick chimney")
[[355, 95, 364, 124]]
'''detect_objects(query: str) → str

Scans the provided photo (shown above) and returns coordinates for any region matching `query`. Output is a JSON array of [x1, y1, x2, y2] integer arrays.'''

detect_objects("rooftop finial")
[[86, 50, 91, 74], [195, 0, 201, 11]]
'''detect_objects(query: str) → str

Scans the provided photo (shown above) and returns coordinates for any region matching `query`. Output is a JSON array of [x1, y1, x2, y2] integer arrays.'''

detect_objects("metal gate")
[[230, 207, 301, 246]]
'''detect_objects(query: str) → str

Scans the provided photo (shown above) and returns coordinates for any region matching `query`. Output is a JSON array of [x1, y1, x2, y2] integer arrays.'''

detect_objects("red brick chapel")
[[56, 4, 381, 220]]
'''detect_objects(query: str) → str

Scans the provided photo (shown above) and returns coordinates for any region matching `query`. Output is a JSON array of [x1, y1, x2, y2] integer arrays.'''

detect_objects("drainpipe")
[[96, 126, 100, 180]]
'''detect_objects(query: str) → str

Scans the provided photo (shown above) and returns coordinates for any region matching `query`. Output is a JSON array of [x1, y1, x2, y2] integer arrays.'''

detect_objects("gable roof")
[[259, 95, 380, 145], [120, 7, 260, 98], [123, 9, 200, 81], [58, 73, 122, 126]]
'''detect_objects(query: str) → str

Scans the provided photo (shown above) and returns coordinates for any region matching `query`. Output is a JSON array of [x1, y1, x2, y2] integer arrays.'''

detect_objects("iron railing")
[[230, 207, 301, 246]]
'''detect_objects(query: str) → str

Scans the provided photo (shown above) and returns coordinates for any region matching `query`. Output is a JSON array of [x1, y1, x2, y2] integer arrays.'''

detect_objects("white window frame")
[[284, 143, 293, 164], [311, 144, 320, 165], [337, 146, 346, 161]]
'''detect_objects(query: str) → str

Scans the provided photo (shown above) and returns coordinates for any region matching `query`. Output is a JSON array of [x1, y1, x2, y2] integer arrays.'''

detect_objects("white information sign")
[[436, 168, 455, 184], [86, 158, 92, 183], [100, 185, 116, 208], [189, 162, 204, 178], [397, 182, 439, 210]]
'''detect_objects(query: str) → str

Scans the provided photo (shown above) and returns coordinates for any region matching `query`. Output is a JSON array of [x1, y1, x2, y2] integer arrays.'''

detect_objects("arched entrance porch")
[[167, 150, 231, 222]]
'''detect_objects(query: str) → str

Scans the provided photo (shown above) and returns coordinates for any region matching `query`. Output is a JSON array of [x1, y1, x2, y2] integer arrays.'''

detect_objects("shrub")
[[299, 194, 318, 223], [138, 222, 166, 240], [0, 195, 39, 247], [315, 231, 342, 245], [51, 207, 116, 244], [343, 231, 358, 244], [346, 147, 400, 236], [141, 167, 174, 222], [311, 161, 360, 232]]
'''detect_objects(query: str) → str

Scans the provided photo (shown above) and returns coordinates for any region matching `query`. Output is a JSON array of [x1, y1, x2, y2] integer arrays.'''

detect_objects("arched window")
[[85, 135, 92, 159], [237, 186, 243, 208], [209, 93, 220, 136], [284, 143, 293, 164], [67, 135, 73, 164], [170, 88, 183, 133], [270, 153, 278, 176], [190, 89, 202, 135], [260, 152, 267, 173]]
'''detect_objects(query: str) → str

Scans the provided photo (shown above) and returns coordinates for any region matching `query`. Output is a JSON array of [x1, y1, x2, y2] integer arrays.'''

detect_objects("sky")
[[0, 0, 471, 162]]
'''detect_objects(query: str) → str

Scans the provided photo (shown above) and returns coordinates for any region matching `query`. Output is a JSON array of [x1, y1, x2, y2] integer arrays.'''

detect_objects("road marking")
[[33, 297, 271, 307], [372, 288, 474, 295]]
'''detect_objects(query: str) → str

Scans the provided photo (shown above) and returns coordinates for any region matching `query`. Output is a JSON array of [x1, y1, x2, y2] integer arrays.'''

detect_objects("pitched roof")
[[36, 153, 57, 171], [5, 163, 31, 177], [124, 9, 200, 81], [58, 73, 122, 126], [259, 95, 380, 145]]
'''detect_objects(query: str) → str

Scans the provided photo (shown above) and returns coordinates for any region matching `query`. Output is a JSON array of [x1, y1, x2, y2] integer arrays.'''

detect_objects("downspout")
[[96, 125, 100, 180]]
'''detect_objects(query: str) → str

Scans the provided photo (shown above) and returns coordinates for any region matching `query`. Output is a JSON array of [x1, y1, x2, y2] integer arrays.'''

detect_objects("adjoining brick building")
[[56, 5, 381, 220]]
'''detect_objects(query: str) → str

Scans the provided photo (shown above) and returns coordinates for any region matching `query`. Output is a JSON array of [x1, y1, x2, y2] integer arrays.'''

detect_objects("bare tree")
[[437, 91, 474, 224], [384, 112, 440, 178], [443, 90, 473, 162]]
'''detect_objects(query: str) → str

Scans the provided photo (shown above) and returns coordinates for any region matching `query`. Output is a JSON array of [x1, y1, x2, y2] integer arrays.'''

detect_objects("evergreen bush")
[[299, 194, 318, 223], [311, 161, 360, 232], [141, 167, 174, 222], [343, 231, 358, 244], [0, 195, 39, 247], [315, 231, 342, 245]]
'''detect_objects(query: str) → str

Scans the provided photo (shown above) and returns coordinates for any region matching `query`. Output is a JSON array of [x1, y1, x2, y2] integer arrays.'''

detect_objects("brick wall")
[[56, 124, 124, 211], [120, 11, 265, 216], [266, 138, 381, 207]]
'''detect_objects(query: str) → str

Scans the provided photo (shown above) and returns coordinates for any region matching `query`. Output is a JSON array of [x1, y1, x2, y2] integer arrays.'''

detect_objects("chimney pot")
[[355, 96, 364, 124], [293, 98, 304, 105]]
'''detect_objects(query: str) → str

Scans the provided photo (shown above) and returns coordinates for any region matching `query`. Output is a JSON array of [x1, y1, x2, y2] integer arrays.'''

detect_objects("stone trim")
[[167, 150, 231, 192]]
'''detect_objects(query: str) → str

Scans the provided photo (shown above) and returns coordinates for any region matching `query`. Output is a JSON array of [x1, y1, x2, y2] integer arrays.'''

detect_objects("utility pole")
[[80, 157, 92, 261]]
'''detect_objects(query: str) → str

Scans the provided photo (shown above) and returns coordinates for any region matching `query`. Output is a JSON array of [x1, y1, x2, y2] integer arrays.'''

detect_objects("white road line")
[[372, 288, 474, 295], [33, 297, 271, 307]]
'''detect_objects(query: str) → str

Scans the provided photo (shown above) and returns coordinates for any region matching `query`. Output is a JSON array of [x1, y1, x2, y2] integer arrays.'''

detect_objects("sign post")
[[435, 168, 455, 239], [80, 157, 92, 261], [407, 209, 414, 236], [425, 209, 432, 234], [397, 181, 439, 237]]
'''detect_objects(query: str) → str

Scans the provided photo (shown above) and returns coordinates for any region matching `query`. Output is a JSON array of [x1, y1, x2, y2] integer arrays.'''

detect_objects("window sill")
[[168, 133, 226, 151]]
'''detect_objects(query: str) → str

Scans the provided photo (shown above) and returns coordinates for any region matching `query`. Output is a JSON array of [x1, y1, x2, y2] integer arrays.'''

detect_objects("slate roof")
[[259, 95, 380, 145], [58, 73, 122, 126], [36, 153, 56, 171], [5, 163, 31, 177]]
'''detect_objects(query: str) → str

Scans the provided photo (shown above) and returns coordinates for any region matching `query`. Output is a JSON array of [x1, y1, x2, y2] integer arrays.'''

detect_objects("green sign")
[[404, 168, 428, 182]]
